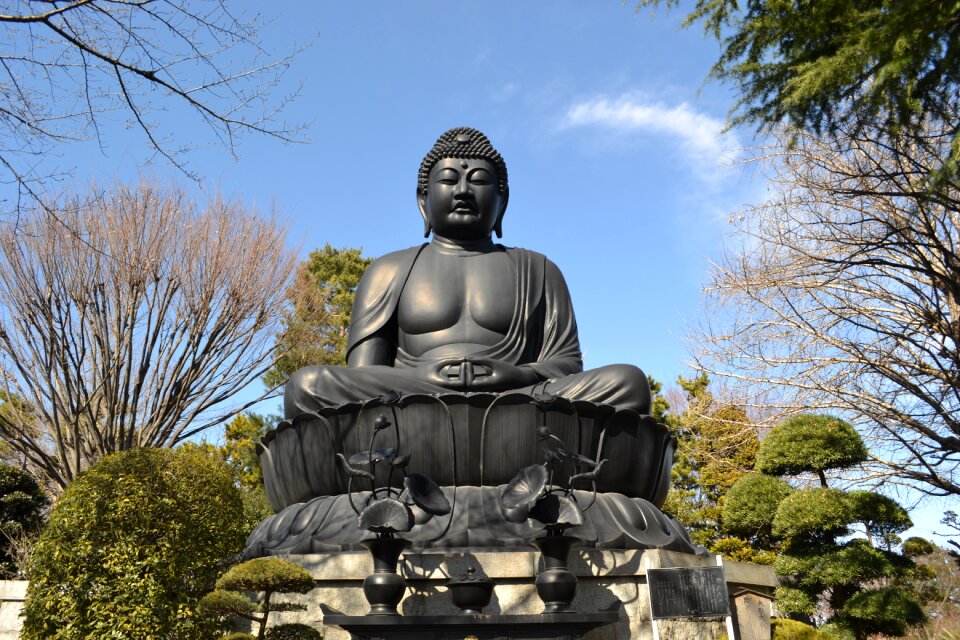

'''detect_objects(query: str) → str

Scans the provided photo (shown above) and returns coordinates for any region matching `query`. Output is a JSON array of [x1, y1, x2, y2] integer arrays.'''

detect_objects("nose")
[[453, 175, 471, 198]]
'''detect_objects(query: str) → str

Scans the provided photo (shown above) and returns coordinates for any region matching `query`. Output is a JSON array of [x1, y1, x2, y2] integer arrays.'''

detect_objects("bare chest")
[[397, 251, 517, 340]]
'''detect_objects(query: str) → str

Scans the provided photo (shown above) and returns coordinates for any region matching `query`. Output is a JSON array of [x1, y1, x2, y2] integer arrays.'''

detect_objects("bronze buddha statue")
[[285, 127, 651, 416], [246, 128, 696, 557]]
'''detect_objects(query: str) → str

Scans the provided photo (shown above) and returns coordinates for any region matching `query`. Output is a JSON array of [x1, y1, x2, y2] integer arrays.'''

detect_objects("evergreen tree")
[[0, 464, 47, 577], [636, 0, 960, 179], [199, 558, 320, 640], [661, 374, 768, 561], [264, 245, 371, 388], [733, 414, 927, 638]]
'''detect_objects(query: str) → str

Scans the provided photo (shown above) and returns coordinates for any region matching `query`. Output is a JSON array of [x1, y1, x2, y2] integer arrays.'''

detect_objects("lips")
[[452, 202, 477, 214]]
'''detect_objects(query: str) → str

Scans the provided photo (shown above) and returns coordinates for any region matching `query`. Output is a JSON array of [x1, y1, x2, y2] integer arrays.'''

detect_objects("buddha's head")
[[417, 127, 510, 240]]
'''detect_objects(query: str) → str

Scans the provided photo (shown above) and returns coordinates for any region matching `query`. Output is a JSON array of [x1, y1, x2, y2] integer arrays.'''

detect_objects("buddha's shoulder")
[[358, 245, 426, 291], [502, 246, 564, 276]]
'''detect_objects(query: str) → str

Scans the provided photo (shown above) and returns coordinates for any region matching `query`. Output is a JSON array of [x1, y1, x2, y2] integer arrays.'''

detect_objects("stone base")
[[264, 548, 777, 640], [0, 581, 26, 640], [323, 612, 620, 639]]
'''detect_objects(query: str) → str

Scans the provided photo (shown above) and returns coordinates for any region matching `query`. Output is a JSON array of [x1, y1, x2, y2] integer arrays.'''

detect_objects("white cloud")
[[561, 95, 740, 170]]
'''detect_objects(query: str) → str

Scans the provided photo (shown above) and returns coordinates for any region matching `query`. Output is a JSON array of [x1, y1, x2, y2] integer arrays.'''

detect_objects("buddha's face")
[[419, 157, 506, 240]]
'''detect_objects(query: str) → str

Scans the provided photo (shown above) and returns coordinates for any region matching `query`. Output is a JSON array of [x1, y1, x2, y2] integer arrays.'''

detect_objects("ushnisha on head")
[[417, 127, 510, 239]]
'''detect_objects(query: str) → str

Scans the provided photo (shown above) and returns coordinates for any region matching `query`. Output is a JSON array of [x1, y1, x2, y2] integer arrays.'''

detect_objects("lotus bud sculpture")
[[499, 425, 607, 613], [499, 425, 606, 536], [335, 409, 451, 616]]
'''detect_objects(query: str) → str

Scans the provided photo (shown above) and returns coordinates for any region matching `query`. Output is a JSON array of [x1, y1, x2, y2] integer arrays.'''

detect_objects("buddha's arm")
[[344, 248, 419, 368], [346, 333, 395, 367], [526, 258, 583, 379]]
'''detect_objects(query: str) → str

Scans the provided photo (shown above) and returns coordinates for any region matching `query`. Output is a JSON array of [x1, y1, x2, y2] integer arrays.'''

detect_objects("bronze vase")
[[360, 537, 410, 616], [531, 535, 580, 613]]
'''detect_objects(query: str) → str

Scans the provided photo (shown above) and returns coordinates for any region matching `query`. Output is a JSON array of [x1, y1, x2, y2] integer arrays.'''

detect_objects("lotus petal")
[[408, 501, 434, 525], [501, 501, 532, 524], [373, 414, 391, 430], [530, 494, 584, 527], [500, 464, 548, 510], [391, 453, 411, 468], [379, 390, 402, 404], [359, 498, 413, 533], [404, 473, 451, 516], [347, 448, 397, 466]]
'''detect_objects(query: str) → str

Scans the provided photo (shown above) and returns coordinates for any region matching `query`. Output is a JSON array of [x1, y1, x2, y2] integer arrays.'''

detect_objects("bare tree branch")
[[0, 180, 296, 491], [0, 0, 306, 214], [693, 116, 960, 499]]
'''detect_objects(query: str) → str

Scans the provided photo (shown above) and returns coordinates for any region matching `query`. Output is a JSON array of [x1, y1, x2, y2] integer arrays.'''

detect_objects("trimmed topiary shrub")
[[756, 414, 867, 477], [21, 447, 247, 639], [266, 623, 323, 639], [844, 491, 911, 537], [775, 586, 818, 617], [216, 557, 315, 593], [772, 487, 852, 541], [759, 414, 925, 638], [901, 536, 935, 558], [200, 557, 317, 639], [771, 618, 827, 639], [837, 586, 926, 637], [723, 472, 793, 537]]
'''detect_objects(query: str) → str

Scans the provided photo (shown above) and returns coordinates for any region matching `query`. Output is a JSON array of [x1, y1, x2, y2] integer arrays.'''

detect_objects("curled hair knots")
[[417, 127, 508, 196]]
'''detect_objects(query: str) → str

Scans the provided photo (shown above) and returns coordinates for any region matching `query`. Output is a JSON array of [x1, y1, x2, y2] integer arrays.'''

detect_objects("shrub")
[[21, 447, 247, 639], [266, 624, 323, 639], [216, 557, 315, 593], [723, 472, 793, 537], [775, 586, 818, 617], [837, 586, 926, 637], [201, 558, 317, 639], [0, 464, 47, 577], [901, 536, 935, 558], [756, 414, 867, 476], [845, 491, 911, 537], [771, 618, 827, 639], [710, 536, 777, 564], [772, 488, 852, 540]]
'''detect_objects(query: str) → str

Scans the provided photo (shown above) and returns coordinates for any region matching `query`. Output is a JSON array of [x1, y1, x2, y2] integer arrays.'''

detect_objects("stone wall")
[[0, 581, 25, 639], [269, 548, 777, 640], [0, 554, 777, 639]]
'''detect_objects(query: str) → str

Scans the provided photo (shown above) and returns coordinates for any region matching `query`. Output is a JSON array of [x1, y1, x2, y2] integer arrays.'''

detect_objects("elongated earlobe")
[[495, 186, 509, 238], [417, 190, 431, 237]]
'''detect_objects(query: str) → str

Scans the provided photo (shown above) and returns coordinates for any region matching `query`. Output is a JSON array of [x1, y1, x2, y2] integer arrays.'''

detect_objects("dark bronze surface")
[[249, 128, 694, 557], [323, 611, 620, 640], [647, 566, 731, 619], [284, 127, 651, 415]]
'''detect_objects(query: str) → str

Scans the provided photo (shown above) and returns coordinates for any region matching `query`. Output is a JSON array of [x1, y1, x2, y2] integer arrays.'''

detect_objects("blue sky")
[[9, 2, 953, 541], [42, 1, 756, 387]]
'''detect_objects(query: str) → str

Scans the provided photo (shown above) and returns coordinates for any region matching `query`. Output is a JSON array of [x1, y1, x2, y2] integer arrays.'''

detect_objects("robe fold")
[[284, 244, 650, 416]]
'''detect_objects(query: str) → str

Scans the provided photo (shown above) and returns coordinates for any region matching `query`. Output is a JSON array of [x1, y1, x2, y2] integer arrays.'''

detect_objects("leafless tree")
[[694, 118, 960, 499], [0, 181, 296, 490], [0, 0, 304, 213]]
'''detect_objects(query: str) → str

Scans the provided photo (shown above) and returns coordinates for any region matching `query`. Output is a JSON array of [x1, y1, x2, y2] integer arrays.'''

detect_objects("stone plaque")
[[648, 566, 730, 619]]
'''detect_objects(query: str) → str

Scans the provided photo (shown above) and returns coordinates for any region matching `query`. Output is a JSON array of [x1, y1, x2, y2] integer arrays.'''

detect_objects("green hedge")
[[21, 447, 247, 639]]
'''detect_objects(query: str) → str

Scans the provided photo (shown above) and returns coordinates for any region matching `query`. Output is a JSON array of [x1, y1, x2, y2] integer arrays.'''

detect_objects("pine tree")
[[264, 245, 372, 388], [730, 414, 927, 638]]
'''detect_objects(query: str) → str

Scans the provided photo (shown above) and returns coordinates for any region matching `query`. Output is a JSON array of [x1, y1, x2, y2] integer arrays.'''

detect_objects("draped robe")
[[284, 244, 650, 416]]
